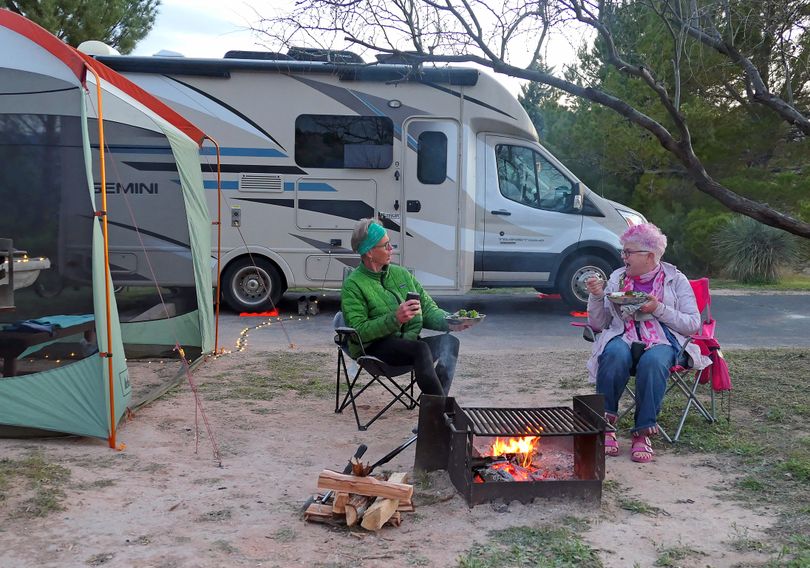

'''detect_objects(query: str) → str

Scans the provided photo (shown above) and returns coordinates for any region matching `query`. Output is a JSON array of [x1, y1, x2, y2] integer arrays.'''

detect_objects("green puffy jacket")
[[340, 263, 449, 359]]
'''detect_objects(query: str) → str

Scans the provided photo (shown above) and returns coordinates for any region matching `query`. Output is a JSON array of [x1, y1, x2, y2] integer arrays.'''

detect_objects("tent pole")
[[206, 136, 222, 355], [88, 68, 118, 449]]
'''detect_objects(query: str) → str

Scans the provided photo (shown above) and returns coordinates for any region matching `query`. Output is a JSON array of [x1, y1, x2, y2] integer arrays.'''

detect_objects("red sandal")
[[631, 434, 654, 463]]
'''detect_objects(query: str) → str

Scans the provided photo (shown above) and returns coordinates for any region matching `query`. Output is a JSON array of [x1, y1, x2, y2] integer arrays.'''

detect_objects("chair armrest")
[[570, 322, 599, 343], [334, 326, 366, 354]]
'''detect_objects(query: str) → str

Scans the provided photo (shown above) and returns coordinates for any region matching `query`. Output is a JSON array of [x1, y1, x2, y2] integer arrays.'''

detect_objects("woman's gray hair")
[[620, 223, 668, 262], [351, 218, 380, 254]]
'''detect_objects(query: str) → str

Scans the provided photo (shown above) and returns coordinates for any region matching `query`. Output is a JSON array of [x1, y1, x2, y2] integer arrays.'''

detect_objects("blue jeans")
[[596, 335, 678, 433]]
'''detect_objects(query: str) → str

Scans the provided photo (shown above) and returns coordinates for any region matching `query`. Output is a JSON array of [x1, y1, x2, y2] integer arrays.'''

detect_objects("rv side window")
[[416, 131, 447, 184], [295, 115, 394, 169], [495, 144, 575, 213]]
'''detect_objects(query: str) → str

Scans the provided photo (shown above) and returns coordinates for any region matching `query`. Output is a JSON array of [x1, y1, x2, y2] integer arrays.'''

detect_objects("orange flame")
[[490, 436, 540, 468]]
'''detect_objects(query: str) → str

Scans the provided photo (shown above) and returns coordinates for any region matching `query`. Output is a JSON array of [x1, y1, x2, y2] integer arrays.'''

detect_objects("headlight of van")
[[617, 209, 646, 227]]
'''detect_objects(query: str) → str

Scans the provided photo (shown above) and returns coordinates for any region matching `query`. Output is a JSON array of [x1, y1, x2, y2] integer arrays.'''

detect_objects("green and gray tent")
[[0, 11, 215, 445]]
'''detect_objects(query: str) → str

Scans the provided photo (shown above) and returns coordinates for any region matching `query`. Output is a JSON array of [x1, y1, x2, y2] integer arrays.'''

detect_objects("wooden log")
[[317, 470, 412, 501], [387, 472, 408, 484], [396, 502, 415, 513], [304, 502, 336, 524], [384, 512, 402, 527], [344, 494, 373, 527], [360, 497, 400, 531], [332, 492, 350, 514]]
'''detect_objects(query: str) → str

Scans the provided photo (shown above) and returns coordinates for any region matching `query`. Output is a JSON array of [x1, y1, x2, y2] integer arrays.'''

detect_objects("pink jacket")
[[585, 262, 711, 383]]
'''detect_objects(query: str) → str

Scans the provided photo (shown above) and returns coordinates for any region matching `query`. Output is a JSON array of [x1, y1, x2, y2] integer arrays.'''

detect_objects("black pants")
[[365, 333, 460, 396]]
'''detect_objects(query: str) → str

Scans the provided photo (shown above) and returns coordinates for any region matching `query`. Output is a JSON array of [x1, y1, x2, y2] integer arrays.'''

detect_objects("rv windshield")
[[495, 144, 575, 213]]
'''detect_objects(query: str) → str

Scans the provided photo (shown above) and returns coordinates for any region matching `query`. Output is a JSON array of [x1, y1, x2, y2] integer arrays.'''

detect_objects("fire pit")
[[414, 394, 605, 506]]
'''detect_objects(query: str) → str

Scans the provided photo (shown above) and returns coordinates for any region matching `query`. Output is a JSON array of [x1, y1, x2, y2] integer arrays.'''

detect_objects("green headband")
[[357, 223, 386, 255]]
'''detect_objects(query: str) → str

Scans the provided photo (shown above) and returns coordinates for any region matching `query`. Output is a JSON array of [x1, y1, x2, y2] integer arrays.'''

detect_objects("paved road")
[[215, 291, 810, 353]]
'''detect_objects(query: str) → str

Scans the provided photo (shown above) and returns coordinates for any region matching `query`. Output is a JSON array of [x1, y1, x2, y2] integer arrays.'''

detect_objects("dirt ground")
[[0, 330, 776, 568]]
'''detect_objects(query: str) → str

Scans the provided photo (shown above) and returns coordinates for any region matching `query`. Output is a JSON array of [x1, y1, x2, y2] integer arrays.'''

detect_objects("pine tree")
[[4, 0, 160, 54]]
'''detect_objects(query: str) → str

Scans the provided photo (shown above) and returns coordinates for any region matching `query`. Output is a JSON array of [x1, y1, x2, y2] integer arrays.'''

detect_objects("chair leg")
[[618, 384, 636, 423], [335, 350, 344, 413], [669, 371, 716, 442], [343, 368, 373, 431]]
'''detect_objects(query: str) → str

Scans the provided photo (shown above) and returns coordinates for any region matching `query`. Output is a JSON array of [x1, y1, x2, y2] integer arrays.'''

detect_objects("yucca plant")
[[714, 216, 797, 284]]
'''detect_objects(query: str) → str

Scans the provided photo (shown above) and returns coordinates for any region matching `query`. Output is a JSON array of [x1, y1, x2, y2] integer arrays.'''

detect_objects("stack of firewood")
[[304, 469, 414, 531]]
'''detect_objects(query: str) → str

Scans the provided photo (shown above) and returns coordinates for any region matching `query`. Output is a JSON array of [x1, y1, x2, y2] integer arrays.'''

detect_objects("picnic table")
[[0, 319, 95, 377]]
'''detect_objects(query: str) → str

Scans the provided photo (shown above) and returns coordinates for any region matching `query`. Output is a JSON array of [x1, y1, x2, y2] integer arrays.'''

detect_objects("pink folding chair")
[[654, 278, 730, 441], [573, 277, 731, 442]]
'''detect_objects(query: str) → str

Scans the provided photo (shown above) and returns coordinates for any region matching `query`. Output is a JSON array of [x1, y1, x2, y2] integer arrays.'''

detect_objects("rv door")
[[401, 119, 461, 289], [480, 135, 584, 284]]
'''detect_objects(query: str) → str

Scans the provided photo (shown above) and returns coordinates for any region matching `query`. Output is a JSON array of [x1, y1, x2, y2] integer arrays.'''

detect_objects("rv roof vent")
[[287, 47, 364, 64], [239, 173, 284, 193], [224, 50, 294, 60], [77, 40, 121, 56]]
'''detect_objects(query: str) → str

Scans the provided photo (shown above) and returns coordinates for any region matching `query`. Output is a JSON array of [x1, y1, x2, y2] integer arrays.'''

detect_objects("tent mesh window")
[[0, 112, 97, 377], [89, 119, 201, 360]]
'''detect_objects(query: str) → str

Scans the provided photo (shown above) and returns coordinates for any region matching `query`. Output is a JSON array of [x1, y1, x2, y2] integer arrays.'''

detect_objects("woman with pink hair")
[[584, 223, 710, 463]]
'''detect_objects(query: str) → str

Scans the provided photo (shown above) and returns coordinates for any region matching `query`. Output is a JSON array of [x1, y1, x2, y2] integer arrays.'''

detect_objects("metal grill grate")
[[460, 406, 600, 437]]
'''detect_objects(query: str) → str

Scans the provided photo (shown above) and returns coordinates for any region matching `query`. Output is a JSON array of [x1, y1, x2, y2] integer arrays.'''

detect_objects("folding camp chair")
[[333, 312, 419, 431], [573, 277, 729, 443]]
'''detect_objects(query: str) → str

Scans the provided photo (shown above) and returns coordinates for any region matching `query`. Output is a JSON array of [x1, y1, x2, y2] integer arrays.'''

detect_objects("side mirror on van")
[[572, 182, 585, 211]]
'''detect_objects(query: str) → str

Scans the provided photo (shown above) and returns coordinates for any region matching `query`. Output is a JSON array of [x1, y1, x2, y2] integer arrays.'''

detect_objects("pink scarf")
[[621, 265, 669, 350]]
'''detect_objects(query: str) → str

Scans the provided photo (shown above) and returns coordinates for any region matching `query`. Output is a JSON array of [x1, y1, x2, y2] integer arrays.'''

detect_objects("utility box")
[[0, 238, 13, 311]]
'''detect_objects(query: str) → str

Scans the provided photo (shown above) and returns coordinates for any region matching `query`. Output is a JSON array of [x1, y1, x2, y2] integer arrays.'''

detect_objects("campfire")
[[414, 394, 606, 506], [473, 433, 578, 483]]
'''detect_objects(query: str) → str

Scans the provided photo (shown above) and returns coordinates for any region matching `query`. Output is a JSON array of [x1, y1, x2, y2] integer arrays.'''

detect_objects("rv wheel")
[[558, 255, 612, 311], [221, 257, 284, 312]]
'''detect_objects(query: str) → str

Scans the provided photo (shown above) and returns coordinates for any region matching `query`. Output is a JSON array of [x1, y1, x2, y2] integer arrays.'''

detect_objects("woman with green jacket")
[[341, 219, 469, 395]]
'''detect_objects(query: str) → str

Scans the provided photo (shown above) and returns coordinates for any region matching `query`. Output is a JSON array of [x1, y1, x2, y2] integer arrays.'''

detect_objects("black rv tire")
[[558, 255, 613, 311], [221, 257, 284, 312]]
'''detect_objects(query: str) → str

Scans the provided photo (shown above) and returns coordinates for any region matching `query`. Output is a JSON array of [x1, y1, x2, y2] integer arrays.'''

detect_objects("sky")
[[133, 0, 584, 97]]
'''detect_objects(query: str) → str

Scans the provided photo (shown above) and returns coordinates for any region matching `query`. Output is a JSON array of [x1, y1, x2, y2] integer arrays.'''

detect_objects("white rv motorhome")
[[95, 48, 645, 311]]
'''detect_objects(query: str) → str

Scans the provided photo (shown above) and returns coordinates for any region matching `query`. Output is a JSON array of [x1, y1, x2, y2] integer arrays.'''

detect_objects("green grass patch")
[[618, 496, 666, 516], [200, 351, 333, 401], [456, 522, 602, 567], [650, 348, 810, 565], [0, 453, 71, 518], [655, 544, 705, 566]]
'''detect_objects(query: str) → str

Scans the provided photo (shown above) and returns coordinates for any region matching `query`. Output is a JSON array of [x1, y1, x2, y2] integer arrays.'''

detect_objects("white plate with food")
[[607, 291, 649, 305], [445, 309, 486, 326]]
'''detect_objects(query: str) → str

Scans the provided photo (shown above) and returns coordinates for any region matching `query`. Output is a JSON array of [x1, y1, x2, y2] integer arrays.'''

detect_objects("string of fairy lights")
[[17, 296, 324, 367], [220, 306, 320, 356]]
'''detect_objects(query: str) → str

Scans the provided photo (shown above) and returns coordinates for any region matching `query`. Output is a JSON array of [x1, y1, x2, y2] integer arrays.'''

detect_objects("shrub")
[[714, 216, 797, 283]]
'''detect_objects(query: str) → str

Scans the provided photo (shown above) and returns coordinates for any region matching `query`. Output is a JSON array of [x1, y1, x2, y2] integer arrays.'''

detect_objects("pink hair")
[[620, 223, 667, 260]]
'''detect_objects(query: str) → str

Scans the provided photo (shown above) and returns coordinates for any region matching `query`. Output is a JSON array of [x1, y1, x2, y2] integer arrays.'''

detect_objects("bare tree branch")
[[249, 0, 810, 238]]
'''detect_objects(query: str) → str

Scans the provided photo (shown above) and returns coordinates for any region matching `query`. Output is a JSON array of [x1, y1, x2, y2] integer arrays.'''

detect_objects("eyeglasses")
[[373, 241, 393, 251], [620, 249, 650, 257]]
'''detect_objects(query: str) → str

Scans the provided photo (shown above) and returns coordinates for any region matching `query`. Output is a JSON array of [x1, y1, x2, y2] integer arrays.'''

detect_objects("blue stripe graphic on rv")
[[204, 180, 239, 190], [234, 197, 406, 234], [200, 147, 286, 158], [103, 145, 174, 154], [203, 181, 338, 191]]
